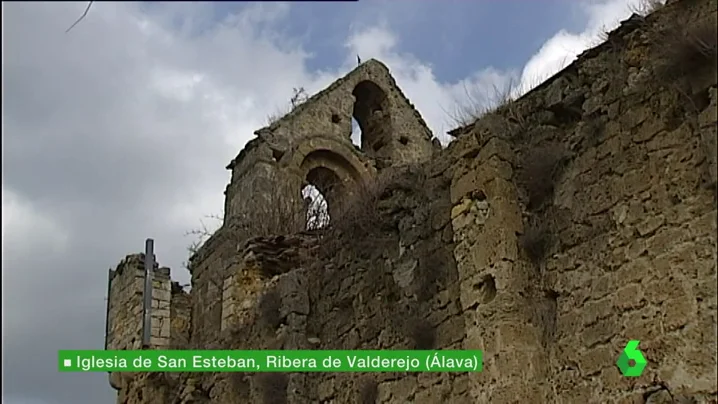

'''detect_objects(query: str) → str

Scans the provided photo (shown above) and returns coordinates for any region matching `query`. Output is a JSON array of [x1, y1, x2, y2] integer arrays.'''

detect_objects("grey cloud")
[[2, 2, 316, 403]]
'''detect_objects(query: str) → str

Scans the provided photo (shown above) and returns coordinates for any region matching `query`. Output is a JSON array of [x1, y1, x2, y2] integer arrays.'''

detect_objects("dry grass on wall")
[[650, 20, 718, 82]]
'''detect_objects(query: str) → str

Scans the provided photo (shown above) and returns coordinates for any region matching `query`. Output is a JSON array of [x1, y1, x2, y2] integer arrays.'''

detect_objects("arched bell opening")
[[352, 80, 392, 161]]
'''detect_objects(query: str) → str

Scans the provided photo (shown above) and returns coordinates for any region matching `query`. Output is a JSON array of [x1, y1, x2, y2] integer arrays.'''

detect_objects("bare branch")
[[65, 1, 94, 33], [267, 87, 309, 125]]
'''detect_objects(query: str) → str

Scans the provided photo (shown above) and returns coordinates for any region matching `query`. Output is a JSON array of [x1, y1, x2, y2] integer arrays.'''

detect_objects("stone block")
[[581, 297, 614, 327], [583, 94, 604, 116], [476, 137, 516, 165], [152, 308, 170, 319], [470, 227, 519, 269], [482, 196, 522, 234], [416, 371, 445, 388], [580, 316, 618, 347], [393, 256, 417, 289], [620, 169, 652, 198], [278, 270, 309, 316], [699, 100, 718, 128], [131, 277, 144, 293], [646, 276, 689, 305], [455, 131, 481, 158], [493, 348, 541, 380], [496, 322, 541, 348], [451, 198, 472, 219], [632, 118, 665, 143], [544, 77, 567, 107], [636, 214, 665, 236], [687, 210, 717, 239], [451, 170, 480, 204], [661, 298, 695, 332], [624, 238, 647, 261], [481, 177, 517, 202], [458, 273, 490, 311], [583, 179, 621, 215], [435, 315, 466, 348], [613, 284, 645, 311], [381, 377, 417, 402], [451, 211, 475, 233], [620, 104, 651, 130], [577, 344, 614, 377], [646, 227, 691, 259], [317, 378, 335, 401], [150, 336, 169, 347], [427, 304, 457, 327], [414, 382, 451, 404], [158, 299, 171, 310]]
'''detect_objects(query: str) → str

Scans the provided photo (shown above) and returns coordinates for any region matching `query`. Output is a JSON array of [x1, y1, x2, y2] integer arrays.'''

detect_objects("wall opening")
[[351, 117, 362, 147], [352, 80, 392, 159], [302, 166, 343, 230], [302, 184, 330, 230]]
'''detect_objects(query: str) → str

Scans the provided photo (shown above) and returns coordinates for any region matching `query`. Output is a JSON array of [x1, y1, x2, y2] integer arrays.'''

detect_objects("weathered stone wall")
[[448, 0, 717, 402], [300, 163, 467, 404], [106, 255, 145, 354], [105, 254, 186, 398], [189, 59, 440, 349], [170, 282, 191, 349], [106, 254, 172, 351], [131, 162, 465, 404], [222, 58, 439, 227], [106, 255, 167, 396], [187, 230, 235, 347], [246, 59, 436, 172], [168, 235, 319, 403]]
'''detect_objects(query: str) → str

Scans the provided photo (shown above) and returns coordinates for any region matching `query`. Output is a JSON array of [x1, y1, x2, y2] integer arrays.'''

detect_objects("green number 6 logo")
[[616, 340, 647, 377]]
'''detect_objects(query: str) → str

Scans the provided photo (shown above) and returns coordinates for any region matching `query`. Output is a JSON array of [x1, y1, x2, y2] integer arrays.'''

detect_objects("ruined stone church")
[[104, 0, 717, 402]]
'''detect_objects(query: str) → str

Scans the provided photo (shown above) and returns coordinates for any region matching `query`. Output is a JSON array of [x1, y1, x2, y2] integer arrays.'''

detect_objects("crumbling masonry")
[[105, 0, 717, 402]]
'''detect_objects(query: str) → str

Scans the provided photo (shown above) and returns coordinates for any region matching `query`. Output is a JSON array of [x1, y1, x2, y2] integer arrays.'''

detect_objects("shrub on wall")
[[516, 143, 568, 211], [651, 20, 718, 82]]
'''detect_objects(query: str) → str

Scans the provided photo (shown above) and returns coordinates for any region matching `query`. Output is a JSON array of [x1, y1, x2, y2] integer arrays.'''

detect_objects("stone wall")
[[105, 254, 189, 396], [106, 254, 171, 352], [189, 59, 440, 349], [448, 0, 717, 401], [106, 255, 145, 354], [187, 230, 235, 347], [137, 161, 466, 404], [300, 163, 467, 404], [222, 58, 439, 227], [170, 282, 191, 349]]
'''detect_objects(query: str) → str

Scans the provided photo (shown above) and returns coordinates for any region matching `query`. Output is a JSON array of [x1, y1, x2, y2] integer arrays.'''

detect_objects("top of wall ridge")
[[446, 2, 686, 138], [225, 58, 434, 171]]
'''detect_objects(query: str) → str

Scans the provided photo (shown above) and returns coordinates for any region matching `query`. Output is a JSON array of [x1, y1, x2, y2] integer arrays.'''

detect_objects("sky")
[[2, 1, 654, 403]]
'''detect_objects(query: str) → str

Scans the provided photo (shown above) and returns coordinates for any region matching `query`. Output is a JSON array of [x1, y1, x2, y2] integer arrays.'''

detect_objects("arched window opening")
[[302, 166, 344, 230], [351, 117, 362, 147], [352, 80, 392, 160], [302, 184, 330, 230]]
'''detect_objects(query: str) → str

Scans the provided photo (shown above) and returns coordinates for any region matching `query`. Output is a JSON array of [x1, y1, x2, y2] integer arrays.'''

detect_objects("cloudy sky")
[[3, 1, 650, 402]]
